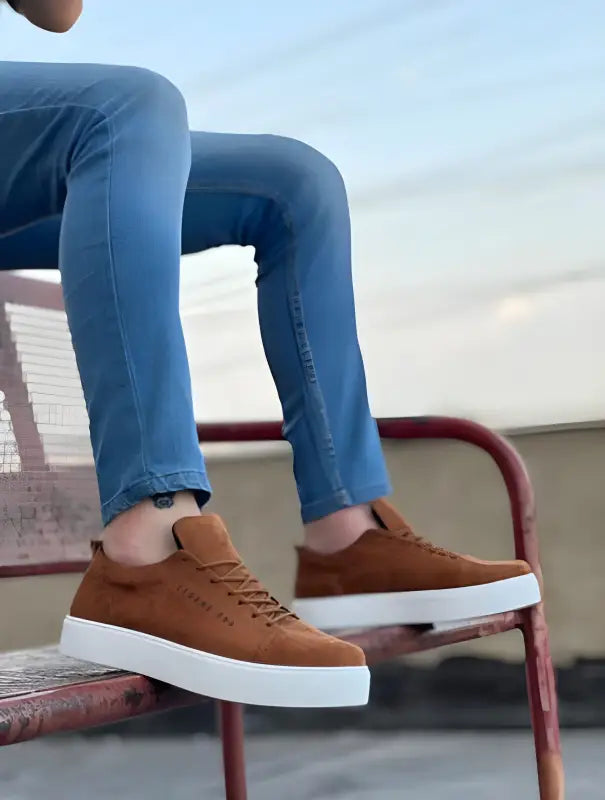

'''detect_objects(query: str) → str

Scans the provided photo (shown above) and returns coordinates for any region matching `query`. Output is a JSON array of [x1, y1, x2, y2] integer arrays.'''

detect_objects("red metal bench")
[[0, 273, 564, 799]]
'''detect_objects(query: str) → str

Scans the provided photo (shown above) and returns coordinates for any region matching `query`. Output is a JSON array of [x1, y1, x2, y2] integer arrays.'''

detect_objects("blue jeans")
[[0, 62, 391, 525]]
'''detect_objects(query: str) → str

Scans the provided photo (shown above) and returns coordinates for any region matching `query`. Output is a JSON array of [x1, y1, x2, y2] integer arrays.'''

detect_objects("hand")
[[9, 0, 82, 33]]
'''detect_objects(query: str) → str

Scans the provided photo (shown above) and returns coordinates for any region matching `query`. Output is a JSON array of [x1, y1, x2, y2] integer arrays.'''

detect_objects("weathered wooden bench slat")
[[0, 647, 123, 699], [0, 666, 203, 746]]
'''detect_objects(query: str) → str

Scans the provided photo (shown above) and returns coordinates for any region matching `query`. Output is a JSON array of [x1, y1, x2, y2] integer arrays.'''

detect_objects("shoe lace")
[[196, 560, 295, 625], [392, 524, 458, 559]]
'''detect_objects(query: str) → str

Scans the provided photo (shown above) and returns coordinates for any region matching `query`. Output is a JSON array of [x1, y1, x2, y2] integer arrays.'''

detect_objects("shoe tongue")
[[371, 498, 406, 531], [173, 515, 241, 567]]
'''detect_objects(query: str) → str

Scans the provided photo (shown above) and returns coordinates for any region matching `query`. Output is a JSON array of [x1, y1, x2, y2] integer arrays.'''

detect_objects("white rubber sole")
[[59, 616, 370, 708], [292, 573, 541, 630]]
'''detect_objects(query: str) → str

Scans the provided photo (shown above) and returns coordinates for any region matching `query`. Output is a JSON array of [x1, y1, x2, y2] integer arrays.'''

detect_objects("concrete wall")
[[2, 424, 604, 663]]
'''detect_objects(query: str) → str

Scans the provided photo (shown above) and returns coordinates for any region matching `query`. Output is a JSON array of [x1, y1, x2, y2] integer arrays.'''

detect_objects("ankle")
[[103, 491, 201, 566], [302, 504, 376, 555]]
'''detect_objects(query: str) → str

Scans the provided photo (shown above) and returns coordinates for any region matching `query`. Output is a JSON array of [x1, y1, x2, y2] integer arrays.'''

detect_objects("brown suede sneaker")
[[60, 515, 368, 707], [292, 498, 541, 629]]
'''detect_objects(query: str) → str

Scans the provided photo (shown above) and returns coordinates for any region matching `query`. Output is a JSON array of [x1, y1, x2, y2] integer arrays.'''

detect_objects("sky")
[[2, 0, 604, 427]]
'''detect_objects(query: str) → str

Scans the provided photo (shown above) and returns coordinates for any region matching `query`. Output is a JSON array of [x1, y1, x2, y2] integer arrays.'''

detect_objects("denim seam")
[[184, 183, 346, 497], [300, 480, 391, 523], [100, 111, 149, 475], [285, 245, 346, 497], [71, 105, 149, 476], [101, 468, 210, 511]]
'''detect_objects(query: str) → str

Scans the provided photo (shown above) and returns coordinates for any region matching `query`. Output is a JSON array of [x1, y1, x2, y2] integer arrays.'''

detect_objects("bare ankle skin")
[[302, 504, 377, 554], [103, 490, 200, 566]]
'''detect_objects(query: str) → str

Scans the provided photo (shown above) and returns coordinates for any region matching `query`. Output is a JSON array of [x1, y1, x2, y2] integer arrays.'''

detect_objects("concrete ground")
[[0, 730, 600, 799]]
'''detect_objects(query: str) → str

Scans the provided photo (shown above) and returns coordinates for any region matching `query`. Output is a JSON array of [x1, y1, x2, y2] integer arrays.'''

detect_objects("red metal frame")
[[219, 701, 248, 800], [0, 413, 563, 799], [0, 561, 90, 578], [348, 611, 521, 662], [197, 417, 564, 800], [0, 673, 202, 746]]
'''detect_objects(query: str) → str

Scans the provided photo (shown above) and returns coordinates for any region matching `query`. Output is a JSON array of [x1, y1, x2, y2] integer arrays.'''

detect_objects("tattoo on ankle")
[[151, 492, 176, 509]]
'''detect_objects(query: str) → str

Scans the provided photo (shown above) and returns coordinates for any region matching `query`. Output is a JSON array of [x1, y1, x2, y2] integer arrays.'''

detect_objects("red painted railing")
[[0, 412, 564, 798], [197, 416, 563, 800]]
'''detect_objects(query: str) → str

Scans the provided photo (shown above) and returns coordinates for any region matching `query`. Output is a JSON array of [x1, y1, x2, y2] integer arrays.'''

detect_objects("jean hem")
[[300, 480, 392, 524], [101, 470, 212, 525]]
